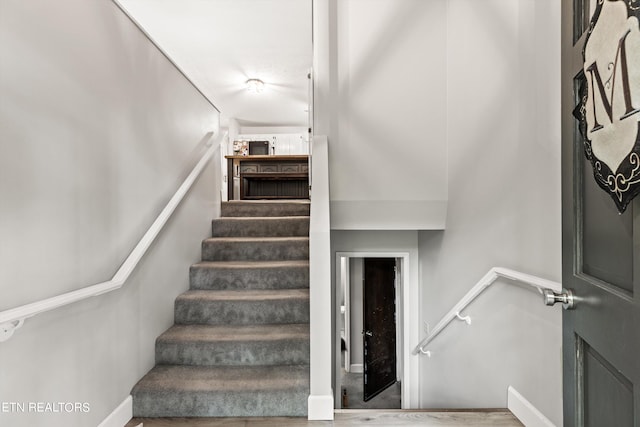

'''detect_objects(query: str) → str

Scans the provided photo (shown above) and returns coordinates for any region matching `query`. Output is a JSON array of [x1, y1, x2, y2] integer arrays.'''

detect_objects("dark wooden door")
[[561, 1, 640, 425], [363, 258, 397, 402]]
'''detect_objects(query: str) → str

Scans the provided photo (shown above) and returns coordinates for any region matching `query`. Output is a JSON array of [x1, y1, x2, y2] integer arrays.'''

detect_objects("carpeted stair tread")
[[189, 260, 310, 290], [192, 260, 310, 267], [204, 236, 310, 243], [212, 216, 310, 237], [132, 365, 309, 417], [158, 323, 309, 342], [174, 289, 309, 325], [214, 216, 310, 220], [178, 289, 309, 302], [133, 364, 309, 392], [202, 237, 309, 262], [221, 201, 310, 218], [155, 324, 310, 366]]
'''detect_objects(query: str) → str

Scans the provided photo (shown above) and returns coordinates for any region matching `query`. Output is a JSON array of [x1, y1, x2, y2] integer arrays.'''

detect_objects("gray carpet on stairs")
[[174, 289, 310, 325], [133, 365, 309, 417], [212, 216, 310, 237], [221, 200, 310, 218], [189, 260, 309, 290], [201, 237, 309, 262], [132, 201, 310, 418], [155, 324, 310, 366]]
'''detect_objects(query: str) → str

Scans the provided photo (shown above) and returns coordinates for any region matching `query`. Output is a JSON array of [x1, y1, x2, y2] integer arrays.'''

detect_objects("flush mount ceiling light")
[[245, 78, 265, 93]]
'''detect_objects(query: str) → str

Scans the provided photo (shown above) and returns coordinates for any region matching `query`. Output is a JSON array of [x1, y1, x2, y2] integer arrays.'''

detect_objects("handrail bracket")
[[0, 319, 25, 343], [455, 311, 472, 325], [418, 347, 432, 357]]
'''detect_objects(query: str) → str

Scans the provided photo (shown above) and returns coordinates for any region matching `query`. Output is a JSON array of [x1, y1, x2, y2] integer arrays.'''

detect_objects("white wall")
[[319, 0, 562, 422], [329, 0, 448, 230], [0, 0, 220, 426], [417, 0, 562, 424]]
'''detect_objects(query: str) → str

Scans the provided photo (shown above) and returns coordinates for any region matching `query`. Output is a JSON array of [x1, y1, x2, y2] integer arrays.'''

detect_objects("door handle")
[[543, 288, 575, 310], [363, 330, 373, 337]]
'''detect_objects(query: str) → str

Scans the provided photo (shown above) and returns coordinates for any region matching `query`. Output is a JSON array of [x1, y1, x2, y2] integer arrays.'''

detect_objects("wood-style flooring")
[[125, 410, 524, 426]]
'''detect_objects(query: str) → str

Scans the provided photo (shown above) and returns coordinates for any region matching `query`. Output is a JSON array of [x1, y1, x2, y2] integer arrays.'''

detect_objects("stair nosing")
[[203, 236, 309, 242], [213, 216, 310, 220], [177, 289, 309, 301], [191, 260, 309, 268], [222, 200, 310, 203]]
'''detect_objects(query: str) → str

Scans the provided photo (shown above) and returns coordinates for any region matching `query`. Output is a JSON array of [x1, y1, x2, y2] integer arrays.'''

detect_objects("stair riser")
[[221, 202, 310, 218], [175, 299, 310, 325], [132, 388, 308, 418], [189, 265, 309, 290], [212, 218, 309, 237], [202, 240, 309, 262], [156, 338, 310, 366]]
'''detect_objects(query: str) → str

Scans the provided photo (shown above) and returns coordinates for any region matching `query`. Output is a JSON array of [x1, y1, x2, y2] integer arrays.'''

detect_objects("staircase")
[[131, 200, 311, 418]]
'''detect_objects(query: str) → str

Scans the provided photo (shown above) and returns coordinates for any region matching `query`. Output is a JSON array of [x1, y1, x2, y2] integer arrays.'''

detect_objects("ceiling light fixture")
[[246, 78, 265, 93]]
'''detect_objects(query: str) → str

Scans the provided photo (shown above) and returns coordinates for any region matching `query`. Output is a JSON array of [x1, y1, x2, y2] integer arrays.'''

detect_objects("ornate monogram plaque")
[[574, 0, 640, 213]]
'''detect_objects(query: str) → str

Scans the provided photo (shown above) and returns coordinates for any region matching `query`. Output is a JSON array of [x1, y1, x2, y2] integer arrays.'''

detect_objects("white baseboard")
[[350, 363, 363, 373], [97, 395, 133, 427], [308, 394, 334, 420], [507, 386, 555, 427]]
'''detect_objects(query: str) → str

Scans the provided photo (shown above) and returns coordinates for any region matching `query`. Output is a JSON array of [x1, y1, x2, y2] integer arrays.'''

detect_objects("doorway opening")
[[336, 254, 407, 409]]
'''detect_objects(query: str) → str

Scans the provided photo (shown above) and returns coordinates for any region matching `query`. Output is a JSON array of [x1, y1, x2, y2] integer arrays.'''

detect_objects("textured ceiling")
[[117, 0, 312, 127]]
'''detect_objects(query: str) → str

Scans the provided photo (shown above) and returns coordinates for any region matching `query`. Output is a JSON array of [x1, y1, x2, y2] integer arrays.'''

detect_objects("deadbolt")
[[543, 288, 575, 310]]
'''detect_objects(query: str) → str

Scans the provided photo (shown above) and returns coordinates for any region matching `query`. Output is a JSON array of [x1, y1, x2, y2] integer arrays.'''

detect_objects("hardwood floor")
[[125, 410, 524, 426]]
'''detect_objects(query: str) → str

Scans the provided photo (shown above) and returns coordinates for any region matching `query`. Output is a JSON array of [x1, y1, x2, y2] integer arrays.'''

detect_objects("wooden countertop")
[[225, 155, 309, 161]]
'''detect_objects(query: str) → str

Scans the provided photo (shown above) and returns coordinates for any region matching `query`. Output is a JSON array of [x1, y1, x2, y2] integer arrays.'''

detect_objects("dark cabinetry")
[[226, 155, 309, 200]]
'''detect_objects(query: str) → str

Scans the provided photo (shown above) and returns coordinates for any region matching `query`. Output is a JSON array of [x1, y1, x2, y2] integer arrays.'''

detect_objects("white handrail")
[[412, 267, 562, 356], [0, 131, 226, 343]]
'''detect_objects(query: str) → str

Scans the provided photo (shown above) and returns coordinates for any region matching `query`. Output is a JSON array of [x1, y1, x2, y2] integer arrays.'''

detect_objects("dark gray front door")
[[363, 258, 397, 402], [561, 1, 640, 425]]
